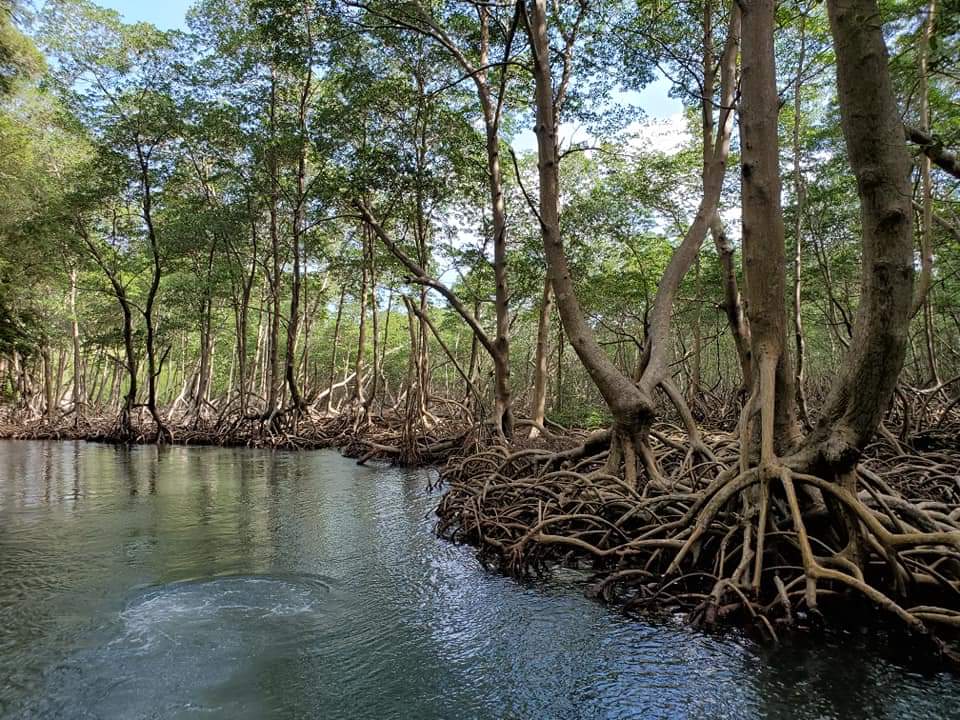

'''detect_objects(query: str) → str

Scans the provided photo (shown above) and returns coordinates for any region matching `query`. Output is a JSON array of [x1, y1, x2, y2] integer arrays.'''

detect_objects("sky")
[[96, 0, 193, 29], [92, 1, 683, 117], [93, 0, 685, 152]]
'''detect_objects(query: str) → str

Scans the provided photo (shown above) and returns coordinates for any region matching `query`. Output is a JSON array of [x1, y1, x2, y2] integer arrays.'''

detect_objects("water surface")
[[0, 440, 957, 719]]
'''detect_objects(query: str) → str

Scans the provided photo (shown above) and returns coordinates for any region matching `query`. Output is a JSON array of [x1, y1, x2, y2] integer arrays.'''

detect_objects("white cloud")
[[626, 113, 691, 155], [510, 112, 692, 158]]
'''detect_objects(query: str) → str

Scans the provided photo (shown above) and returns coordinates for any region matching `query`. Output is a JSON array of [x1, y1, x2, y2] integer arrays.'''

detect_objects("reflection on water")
[[0, 440, 958, 719]]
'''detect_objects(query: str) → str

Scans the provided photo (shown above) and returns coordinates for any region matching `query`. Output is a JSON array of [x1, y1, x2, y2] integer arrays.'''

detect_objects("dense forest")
[[2, 0, 960, 661]]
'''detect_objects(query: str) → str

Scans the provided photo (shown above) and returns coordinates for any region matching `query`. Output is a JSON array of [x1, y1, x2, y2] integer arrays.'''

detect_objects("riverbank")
[[0, 411, 476, 465]]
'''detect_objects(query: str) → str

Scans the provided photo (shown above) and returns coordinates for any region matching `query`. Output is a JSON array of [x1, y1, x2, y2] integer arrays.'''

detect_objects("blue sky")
[[96, 0, 193, 29]]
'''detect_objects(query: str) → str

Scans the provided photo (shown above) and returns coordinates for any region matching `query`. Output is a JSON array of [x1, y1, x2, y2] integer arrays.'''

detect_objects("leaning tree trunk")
[[527, 0, 652, 487], [76, 221, 137, 441], [369, 1, 518, 439], [699, 0, 751, 394], [528, 0, 739, 485]]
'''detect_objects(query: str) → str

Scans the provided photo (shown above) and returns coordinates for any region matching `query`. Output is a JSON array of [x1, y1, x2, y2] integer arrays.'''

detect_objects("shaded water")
[[0, 440, 957, 719]]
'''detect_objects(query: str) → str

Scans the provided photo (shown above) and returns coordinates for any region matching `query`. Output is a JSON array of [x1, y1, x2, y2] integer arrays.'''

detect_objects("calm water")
[[0, 440, 958, 719]]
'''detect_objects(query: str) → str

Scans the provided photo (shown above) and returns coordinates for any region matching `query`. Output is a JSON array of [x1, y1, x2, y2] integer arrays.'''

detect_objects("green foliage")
[[0, 0, 957, 423]]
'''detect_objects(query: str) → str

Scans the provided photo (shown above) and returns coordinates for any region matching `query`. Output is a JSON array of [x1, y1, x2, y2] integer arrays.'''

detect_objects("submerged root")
[[436, 425, 960, 667]]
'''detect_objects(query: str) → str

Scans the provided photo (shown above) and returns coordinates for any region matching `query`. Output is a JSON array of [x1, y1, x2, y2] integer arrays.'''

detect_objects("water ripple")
[[0, 441, 958, 720]]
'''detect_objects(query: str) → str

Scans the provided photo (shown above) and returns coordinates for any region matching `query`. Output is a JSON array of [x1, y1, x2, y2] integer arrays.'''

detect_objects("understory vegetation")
[[2, 0, 960, 663]]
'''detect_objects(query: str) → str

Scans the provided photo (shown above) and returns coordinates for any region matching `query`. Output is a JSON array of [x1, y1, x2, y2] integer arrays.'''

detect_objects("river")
[[0, 440, 957, 719]]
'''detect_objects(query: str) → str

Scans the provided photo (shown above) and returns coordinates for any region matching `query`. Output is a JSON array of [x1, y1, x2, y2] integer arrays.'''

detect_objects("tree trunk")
[[76, 220, 137, 440], [119, 297, 137, 440], [713, 215, 752, 391], [529, 277, 553, 437], [70, 267, 83, 426], [688, 256, 703, 411], [351, 226, 370, 410], [54, 349, 66, 411], [361, 237, 379, 425], [913, 0, 939, 386], [634, 4, 740, 405], [527, 0, 651, 485], [325, 285, 347, 415], [357, 203, 502, 423], [527, 0, 737, 482], [791, 9, 811, 427], [265, 66, 283, 424], [41, 346, 53, 421], [285, 56, 312, 415], [798, 0, 916, 469], [193, 296, 213, 426], [137, 143, 170, 443], [368, 1, 518, 438], [739, 0, 797, 461]]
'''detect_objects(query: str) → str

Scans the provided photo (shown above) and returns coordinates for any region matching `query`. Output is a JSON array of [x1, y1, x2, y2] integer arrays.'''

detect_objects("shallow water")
[[0, 440, 957, 719]]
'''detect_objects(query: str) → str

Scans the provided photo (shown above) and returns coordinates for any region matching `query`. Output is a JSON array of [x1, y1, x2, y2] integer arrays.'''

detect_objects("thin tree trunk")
[[41, 346, 53, 421], [285, 43, 313, 414], [54, 349, 66, 409], [376, 288, 394, 414], [70, 268, 83, 425], [76, 219, 137, 440], [529, 277, 553, 437], [914, 0, 939, 385], [713, 216, 752, 391], [688, 256, 703, 410], [351, 227, 370, 409], [325, 285, 347, 415], [361, 237, 379, 424], [265, 66, 283, 422], [477, 9, 514, 439], [792, 8, 811, 427], [193, 297, 213, 424], [365, 2, 518, 437], [465, 300, 481, 411], [136, 142, 169, 443]]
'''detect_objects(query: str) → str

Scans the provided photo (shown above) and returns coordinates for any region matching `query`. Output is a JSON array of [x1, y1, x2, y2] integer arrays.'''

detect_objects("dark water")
[[0, 441, 958, 719]]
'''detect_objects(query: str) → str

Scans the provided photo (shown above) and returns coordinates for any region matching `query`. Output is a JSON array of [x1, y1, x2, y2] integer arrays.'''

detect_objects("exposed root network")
[[0, 405, 472, 464], [436, 421, 960, 666]]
